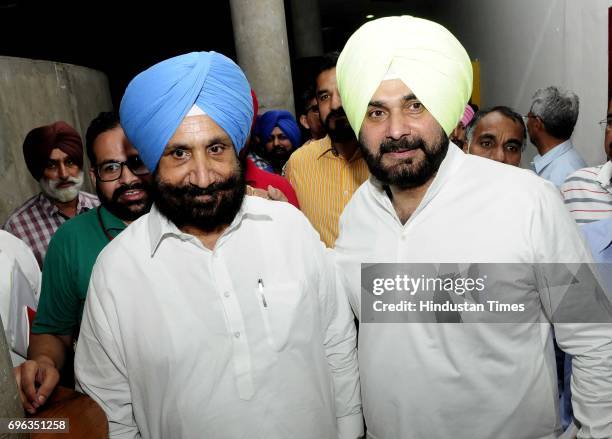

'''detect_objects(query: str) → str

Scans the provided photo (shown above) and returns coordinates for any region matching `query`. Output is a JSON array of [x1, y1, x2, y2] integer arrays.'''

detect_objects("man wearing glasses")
[[560, 98, 612, 223], [298, 87, 325, 142], [13, 112, 153, 415]]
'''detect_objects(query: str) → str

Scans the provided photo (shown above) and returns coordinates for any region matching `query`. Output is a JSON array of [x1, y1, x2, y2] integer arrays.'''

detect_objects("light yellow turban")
[[336, 16, 473, 137]]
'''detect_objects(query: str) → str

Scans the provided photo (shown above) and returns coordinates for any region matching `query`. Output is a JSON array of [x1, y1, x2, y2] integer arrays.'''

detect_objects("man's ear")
[[89, 167, 97, 186], [534, 116, 545, 131], [299, 114, 310, 130]]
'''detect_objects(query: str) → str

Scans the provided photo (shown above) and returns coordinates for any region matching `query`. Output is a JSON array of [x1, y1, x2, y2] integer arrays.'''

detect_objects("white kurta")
[[0, 230, 40, 365], [75, 197, 362, 439], [335, 144, 612, 439]]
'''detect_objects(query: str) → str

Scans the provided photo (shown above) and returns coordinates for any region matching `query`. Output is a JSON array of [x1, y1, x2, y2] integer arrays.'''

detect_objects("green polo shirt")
[[32, 206, 126, 336]]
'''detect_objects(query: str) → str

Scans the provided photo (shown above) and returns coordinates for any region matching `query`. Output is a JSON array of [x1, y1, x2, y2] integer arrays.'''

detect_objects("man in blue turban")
[[249, 110, 302, 174], [74, 52, 362, 439]]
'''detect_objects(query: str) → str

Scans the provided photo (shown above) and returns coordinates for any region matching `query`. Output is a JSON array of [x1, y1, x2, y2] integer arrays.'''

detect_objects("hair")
[[85, 112, 121, 166], [298, 86, 317, 116], [313, 51, 340, 90], [465, 105, 527, 150], [529, 86, 579, 140]]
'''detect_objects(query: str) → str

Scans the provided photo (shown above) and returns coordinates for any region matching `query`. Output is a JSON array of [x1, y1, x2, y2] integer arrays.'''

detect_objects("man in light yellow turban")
[[334, 15, 612, 439]]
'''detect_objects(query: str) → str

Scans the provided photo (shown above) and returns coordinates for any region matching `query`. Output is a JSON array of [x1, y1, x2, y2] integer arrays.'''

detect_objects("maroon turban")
[[22, 121, 83, 180]]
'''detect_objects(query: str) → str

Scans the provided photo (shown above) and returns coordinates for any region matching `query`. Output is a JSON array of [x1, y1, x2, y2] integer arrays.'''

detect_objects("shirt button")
[[234, 331, 241, 339], [224, 291, 230, 298]]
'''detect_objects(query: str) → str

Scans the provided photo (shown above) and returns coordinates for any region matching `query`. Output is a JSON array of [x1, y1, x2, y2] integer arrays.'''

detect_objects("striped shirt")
[[560, 161, 612, 223], [284, 136, 369, 247], [3, 192, 99, 267]]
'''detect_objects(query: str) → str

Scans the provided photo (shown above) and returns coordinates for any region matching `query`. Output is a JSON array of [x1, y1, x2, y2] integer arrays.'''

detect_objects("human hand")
[[266, 185, 288, 202], [13, 358, 59, 414]]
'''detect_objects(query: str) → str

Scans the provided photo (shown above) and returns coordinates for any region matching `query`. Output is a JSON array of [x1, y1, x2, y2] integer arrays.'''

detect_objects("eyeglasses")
[[598, 118, 612, 131], [95, 156, 150, 182], [521, 114, 537, 123]]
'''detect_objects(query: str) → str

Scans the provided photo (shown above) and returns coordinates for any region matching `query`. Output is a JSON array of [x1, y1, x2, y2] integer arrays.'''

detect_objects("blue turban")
[[253, 110, 301, 149], [119, 51, 253, 172]]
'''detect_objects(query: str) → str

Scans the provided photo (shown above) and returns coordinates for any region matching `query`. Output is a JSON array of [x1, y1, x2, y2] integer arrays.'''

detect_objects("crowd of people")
[[0, 14, 611, 439]]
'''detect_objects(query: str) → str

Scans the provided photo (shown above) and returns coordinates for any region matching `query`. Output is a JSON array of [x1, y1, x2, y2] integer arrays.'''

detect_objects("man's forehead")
[[475, 113, 523, 140], [48, 148, 70, 160], [167, 115, 232, 149], [316, 68, 337, 88], [176, 115, 225, 135]]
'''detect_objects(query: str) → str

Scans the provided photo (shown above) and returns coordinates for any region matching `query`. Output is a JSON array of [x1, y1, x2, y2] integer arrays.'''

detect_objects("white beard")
[[39, 171, 84, 203]]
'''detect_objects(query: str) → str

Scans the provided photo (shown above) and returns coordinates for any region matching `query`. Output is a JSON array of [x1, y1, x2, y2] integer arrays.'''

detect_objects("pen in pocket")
[[258, 278, 268, 308]]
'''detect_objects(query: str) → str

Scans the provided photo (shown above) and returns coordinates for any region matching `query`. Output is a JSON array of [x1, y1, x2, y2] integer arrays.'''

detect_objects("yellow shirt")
[[285, 136, 369, 247]]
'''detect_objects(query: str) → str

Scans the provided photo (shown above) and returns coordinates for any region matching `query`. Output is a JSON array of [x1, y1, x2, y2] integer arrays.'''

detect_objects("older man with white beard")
[[3, 121, 99, 266]]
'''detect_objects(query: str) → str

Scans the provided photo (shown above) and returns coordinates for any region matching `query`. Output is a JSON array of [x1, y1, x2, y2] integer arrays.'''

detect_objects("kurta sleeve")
[[531, 181, 612, 438], [304, 217, 363, 439], [74, 266, 140, 439]]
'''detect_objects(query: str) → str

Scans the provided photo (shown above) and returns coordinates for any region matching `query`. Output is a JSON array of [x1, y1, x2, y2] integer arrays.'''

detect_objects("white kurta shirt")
[[0, 230, 40, 365], [335, 144, 612, 439], [75, 196, 362, 439]]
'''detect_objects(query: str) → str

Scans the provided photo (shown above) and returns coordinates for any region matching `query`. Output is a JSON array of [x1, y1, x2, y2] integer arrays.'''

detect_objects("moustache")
[[163, 176, 240, 199], [379, 137, 426, 155], [48, 175, 81, 188], [325, 108, 347, 124], [271, 146, 290, 155], [112, 182, 149, 202]]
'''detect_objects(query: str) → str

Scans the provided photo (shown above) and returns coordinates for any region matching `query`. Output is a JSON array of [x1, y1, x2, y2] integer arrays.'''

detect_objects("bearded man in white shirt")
[[333, 16, 612, 439], [74, 51, 362, 439]]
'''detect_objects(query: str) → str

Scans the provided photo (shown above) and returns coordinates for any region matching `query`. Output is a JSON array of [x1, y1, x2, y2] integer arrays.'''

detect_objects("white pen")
[[258, 278, 268, 308]]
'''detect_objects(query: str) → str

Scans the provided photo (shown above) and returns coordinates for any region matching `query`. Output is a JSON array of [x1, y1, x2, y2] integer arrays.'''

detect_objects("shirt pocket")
[[254, 281, 304, 352]]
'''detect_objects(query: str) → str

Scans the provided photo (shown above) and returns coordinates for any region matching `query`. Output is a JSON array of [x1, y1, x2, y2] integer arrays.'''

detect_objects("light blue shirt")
[[582, 217, 612, 263], [582, 218, 612, 297], [532, 140, 587, 187]]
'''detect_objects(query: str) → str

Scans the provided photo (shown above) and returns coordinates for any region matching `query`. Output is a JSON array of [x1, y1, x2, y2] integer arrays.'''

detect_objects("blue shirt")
[[582, 218, 612, 296], [582, 217, 612, 263], [532, 140, 587, 188]]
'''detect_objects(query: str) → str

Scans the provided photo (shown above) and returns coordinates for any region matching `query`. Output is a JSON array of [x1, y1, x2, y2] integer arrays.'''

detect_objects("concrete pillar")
[[290, 0, 324, 58], [230, 0, 295, 114], [0, 56, 113, 223], [0, 315, 27, 439]]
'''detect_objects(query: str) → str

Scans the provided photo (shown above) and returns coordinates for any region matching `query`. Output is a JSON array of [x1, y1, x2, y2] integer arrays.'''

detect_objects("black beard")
[[96, 181, 152, 222], [358, 130, 449, 190], [152, 166, 246, 233], [261, 145, 292, 171], [324, 108, 355, 143]]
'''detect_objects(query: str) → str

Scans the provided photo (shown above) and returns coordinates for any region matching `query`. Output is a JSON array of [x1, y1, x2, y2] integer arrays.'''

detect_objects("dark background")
[[0, 0, 433, 109]]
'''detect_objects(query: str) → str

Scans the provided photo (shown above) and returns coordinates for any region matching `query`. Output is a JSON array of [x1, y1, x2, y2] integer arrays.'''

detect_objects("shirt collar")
[[147, 196, 273, 256], [98, 205, 127, 234], [38, 192, 59, 218], [38, 191, 91, 218], [316, 135, 364, 163], [532, 139, 573, 174], [597, 160, 612, 188], [367, 142, 466, 225]]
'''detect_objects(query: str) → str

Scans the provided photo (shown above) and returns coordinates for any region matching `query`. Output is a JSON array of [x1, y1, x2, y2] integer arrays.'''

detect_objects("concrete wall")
[[431, 0, 609, 167], [0, 56, 113, 223], [0, 316, 25, 439]]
